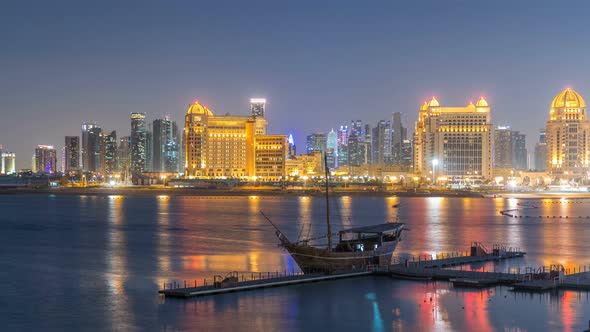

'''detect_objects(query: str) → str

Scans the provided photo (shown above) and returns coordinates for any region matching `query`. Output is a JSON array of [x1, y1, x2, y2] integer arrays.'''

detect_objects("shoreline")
[[0, 187, 486, 198], [2, 187, 590, 199]]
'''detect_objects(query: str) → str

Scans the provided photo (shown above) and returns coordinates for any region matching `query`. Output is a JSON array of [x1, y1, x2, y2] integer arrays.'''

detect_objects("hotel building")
[[546, 88, 590, 181], [413, 97, 493, 181], [184, 100, 286, 181]]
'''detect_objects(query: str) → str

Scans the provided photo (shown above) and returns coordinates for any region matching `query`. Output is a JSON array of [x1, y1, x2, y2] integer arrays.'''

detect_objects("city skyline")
[[3, 1, 590, 169]]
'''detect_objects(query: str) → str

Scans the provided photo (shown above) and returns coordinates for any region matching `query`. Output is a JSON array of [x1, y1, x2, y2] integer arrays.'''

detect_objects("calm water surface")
[[1, 194, 590, 331]]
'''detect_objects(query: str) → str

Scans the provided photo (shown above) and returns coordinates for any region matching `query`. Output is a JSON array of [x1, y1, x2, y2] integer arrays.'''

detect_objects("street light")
[[432, 159, 439, 185]]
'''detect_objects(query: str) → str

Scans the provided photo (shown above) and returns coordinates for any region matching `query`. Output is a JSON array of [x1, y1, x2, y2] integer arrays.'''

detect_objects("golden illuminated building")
[[546, 88, 590, 180], [255, 135, 287, 180], [184, 100, 287, 181], [285, 151, 323, 177], [413, 96, 493, 181]]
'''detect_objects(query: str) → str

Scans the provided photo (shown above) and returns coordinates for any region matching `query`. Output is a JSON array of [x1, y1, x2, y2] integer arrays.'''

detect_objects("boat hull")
[[284, 239, 400, 274]]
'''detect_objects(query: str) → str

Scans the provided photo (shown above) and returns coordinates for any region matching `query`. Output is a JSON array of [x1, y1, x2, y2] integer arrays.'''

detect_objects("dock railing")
[[160, 270, 308, 291]]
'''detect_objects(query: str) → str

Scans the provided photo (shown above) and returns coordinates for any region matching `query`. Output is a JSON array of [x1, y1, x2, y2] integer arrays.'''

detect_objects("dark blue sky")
[[2, 0, 590, 169]]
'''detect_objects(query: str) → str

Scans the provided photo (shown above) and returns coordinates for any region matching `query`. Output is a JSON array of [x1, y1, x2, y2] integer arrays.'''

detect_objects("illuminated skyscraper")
[[364, 124, 372, 164], [546, 88, 590, 180], [34, 145, 57, 174], [371, 120, 390, 165], [64, 136, 79, 173], [131, 112, 147, 173], [287, 134, 296, 158], [87, 126, 103, 173], [251, 98, 266, 117], [326, 129, 337, 170], [103, 131, 117, 175], [347, 133, 364, 166], [337, 125, 349, 167], [251, 98, 268, 135], [350, 120, 363, 139], [117, 136, 131, 178], [413, 97, 493, 181], [305, 133, 327, 155], [81, 122, 98, 171], [153, 117, 179, 172]]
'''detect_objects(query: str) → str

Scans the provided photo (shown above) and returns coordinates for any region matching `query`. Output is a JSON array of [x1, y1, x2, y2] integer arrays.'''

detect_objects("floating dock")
[[159, 243, 531, 298], [512, 270, 590, 292], [159, 271, 371, 298]]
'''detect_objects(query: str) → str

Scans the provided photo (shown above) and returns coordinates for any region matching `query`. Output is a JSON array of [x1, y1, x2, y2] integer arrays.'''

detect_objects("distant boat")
[[263, 154, 404, 274], [392, 203, 400, 208]]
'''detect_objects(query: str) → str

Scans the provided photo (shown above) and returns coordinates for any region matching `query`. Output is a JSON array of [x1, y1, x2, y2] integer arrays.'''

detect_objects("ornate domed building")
[[183, 99, 287, 181], [413, 96, 493, 182], [546, 88, 590, 180]]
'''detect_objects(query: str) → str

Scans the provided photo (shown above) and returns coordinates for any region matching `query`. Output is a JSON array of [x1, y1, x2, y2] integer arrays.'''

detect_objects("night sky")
[[2, 0, 590, 169]]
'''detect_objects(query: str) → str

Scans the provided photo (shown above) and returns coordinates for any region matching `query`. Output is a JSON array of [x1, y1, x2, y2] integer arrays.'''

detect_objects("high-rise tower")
[[131, 112, 147, 173], [81, 122, 98, 171], [153, 117, 179, 172], [64, 136, 79, 173], [34, 145, 57, 174], [546, 88, 590, 180]]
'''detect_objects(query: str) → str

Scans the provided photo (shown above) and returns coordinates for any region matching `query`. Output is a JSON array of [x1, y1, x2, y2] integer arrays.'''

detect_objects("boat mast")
[[324, 152, 332, 251]]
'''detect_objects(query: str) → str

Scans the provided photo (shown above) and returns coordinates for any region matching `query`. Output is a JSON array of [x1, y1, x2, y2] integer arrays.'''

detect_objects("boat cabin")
[[334, 223, 404, 252]]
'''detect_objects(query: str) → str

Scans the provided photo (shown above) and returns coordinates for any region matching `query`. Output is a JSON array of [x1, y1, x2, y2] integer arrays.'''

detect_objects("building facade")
[[494, 126, 513, 168], [88, 126, 103, 173], [35, 145, 57, 174], [184, 100, 287, 181], [546, 88, 590, 181], [392, 112, 408, 166], [64, 136, 79, 173], [130, 112, 147, 173], [81, 122, 98, 171], [305, 133, 327, 155], [1, 152, 16, 174], [153, 117, 179, 172], [534, 128, 547, 171], [413, 97, 493, 181], [326, 129, 337, 170], [103, 131, 117, 176]]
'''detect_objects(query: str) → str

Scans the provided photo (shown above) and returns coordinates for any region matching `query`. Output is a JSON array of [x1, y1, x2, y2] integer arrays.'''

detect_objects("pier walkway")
[[159, 243, 529, 298], [512, 269, 590, 292], [159, 270, 371, 298]]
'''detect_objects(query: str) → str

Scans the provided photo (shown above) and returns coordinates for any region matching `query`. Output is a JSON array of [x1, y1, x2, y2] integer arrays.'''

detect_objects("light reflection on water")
[[2, 195, 590, 331]]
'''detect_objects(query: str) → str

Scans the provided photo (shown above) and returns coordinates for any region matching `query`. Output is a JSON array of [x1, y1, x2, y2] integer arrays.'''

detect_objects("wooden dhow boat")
[[263, 155, 404, 274]]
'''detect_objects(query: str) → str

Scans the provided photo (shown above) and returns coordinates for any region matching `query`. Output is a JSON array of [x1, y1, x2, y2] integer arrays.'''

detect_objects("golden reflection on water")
[[157, 197, 171, 273], [180, 252, 282, 273], [425, 197, 445, 253], [107, 197, 132, 330], [339, 196, 353, 228], [298, 196, 312, 241]]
